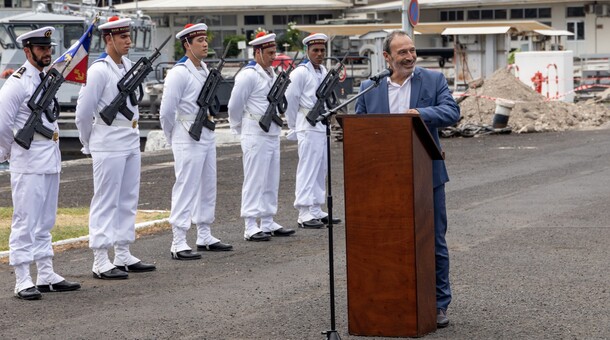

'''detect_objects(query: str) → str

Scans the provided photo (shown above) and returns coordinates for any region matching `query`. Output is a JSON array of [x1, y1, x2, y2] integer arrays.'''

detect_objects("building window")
[[192, 15, 236, 26], [567, 21, 585, 40], [273, 14, 331, 25], [174, 16, 188, 27], [481, 10, 493, 20], [567, 6, 585, 17], [318, 14, 332, 21], [467, 9, 514, 20], [495, 9, 507, 19], [440, 10, 464, 21], [64, 24, 84, 48], [538, 8, 551, 18], [510, 8, 551, 19], [524, 8, 537, 18], [511, 9, 524, 19], [304, 15, 318, 24], [273, 15, 287, 25], [208, 29, 237, 52], [244, 15, 265, 25]]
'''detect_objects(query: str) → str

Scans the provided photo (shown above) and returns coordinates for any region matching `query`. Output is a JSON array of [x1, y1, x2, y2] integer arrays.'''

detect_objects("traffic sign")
[[408, 0, 419, 27]]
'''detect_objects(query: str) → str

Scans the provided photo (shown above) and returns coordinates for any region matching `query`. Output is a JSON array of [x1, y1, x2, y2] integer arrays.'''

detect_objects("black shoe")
[[264, 228, 296, 237], [92, 267, 128, 280], [437, 309, 449, 328], [37, 280, 81, 293], [15, 287, 42, 300], [115, 261, 156, 272], [298, 219, 324, 229], [244, 231, 271, 242], [320, 216, 342, 225], [197, 241, 233, 251], [171, 250, 202, 260]]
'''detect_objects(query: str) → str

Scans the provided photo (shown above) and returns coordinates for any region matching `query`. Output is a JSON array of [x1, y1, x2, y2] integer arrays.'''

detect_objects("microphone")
[[370, 68, 393, 82]]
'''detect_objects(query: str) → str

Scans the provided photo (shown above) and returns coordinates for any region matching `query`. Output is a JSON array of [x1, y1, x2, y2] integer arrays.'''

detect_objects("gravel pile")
[[458, 68, 610, 133]]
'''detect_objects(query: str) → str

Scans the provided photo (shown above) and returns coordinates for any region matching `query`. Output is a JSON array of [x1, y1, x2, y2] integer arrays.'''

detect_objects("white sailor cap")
[[16, 26, 56, 47], [249, 32, 276, 50], [99, 16, 132, 34], [303, 33, 328, 47], [176, 23, 208, 40]]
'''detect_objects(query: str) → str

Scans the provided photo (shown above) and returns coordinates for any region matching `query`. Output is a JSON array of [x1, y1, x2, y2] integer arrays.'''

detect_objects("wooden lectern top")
[[337, 113, 443, 160]]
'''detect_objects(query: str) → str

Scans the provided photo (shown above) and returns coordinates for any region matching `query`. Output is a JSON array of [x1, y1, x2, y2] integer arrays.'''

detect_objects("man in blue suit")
[[355, 30, 460, 328]]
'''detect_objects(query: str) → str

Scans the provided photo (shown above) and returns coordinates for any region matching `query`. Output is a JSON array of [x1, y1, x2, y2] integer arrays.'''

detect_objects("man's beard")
[[32, 51, 51, 68]]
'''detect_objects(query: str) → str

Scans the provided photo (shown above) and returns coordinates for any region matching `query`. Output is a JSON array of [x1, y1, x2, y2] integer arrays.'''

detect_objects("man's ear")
[[382, 51, 391, 63]]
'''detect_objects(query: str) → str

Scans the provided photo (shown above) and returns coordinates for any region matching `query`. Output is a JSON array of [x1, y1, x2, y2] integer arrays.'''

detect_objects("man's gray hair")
[[383, 30, 410, 54]]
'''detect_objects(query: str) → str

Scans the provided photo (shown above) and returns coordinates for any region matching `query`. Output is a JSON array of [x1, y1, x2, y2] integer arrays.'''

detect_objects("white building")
[[347, 0, 610, 56]]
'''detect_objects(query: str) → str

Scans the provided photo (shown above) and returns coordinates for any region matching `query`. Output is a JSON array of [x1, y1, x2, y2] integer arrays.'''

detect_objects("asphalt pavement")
[[0, 128, 609, 339]]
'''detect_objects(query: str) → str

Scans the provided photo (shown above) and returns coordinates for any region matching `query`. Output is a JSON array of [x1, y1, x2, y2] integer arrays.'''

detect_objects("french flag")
[[51, 20, 96, 84]]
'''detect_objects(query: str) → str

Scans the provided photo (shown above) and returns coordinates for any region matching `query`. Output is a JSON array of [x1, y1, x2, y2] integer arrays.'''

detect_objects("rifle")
[[305, 53, 348, 126], [189, 44, 231, 140], [99, 35, 172, 126], [259, 52, 300, 133], [14, 68, 63, 150]]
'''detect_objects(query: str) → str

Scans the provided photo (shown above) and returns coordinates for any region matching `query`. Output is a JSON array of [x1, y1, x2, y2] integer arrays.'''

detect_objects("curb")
[[0, 217, 170, 259]]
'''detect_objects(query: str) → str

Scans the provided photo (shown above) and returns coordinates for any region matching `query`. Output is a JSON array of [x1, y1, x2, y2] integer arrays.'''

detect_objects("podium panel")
[[339, 114, 437, 337]]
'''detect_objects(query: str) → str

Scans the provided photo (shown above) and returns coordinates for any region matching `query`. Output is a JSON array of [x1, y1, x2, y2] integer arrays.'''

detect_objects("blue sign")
[[408, 0, 419, 27]]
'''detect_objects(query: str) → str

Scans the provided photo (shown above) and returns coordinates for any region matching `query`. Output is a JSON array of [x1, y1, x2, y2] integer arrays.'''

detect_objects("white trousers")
[[240, 134, 280, 219], [89, 148, 140, 250], [169, 141, 218, 251], [294, 130, 327, 221], [9, 173, 59, 266]]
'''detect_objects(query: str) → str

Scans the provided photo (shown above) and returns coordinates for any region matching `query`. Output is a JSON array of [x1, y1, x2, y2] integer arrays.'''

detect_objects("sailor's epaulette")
[[12, 67, 26, 79]]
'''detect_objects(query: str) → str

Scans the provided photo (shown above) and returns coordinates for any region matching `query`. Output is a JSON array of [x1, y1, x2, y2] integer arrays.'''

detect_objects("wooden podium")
[[337, 114, 443, 337]]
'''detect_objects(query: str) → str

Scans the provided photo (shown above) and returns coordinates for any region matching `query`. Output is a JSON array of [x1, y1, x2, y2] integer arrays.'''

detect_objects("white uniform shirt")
[[0, 61, 60, 173], [285, 61, 327, 133], [227, 62, 280, 136], [75, 54, 140, 153], [387, 75, 412, 114], [159, 57, 213, 145]]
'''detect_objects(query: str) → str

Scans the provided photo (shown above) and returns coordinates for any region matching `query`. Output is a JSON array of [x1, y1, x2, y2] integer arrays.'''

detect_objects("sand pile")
[[458, 68, 610, 133]]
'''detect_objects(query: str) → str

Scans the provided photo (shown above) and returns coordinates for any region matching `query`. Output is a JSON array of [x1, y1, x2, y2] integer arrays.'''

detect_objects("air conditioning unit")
[[596, 4, 609, 16], [354, 0, 368, 5]]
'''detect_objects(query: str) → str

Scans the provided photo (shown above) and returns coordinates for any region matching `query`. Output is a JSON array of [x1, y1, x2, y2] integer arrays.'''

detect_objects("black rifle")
[[259, 52, 300, 133], [189, 44, 231, 140], [99, 35, 172, 126], [305, 53, 348, 126], [14, 68, 63, 150]]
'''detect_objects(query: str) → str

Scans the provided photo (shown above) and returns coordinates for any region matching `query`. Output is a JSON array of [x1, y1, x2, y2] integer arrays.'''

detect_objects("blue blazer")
[[355, 67, 460, 188]]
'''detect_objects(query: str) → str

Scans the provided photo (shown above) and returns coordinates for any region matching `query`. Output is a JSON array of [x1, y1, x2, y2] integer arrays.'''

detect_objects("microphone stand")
[[320, 77, 384, 340]]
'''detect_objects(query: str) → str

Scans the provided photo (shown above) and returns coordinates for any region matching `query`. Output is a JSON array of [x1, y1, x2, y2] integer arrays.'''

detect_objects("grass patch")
[[0, 207, 170, 252]]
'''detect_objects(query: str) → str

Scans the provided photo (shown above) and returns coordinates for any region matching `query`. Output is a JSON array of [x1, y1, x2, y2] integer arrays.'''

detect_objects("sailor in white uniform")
[[75, 17, 156, 280], [285, 33, 342, 229], [0, 27, 80, 300], [227, 32, 295, 241], [159, 23, 233, 260]]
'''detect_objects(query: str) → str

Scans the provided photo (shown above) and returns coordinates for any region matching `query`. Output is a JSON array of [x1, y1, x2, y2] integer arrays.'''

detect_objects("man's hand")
[[406, 109, 420, 115]]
